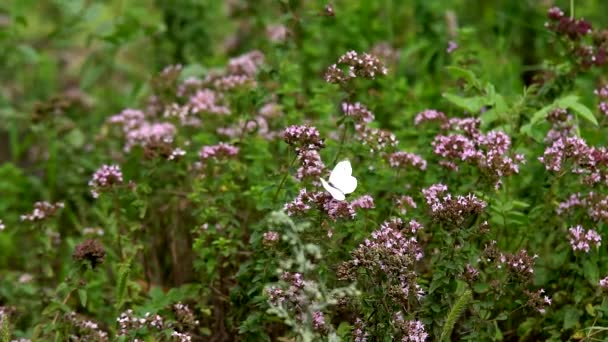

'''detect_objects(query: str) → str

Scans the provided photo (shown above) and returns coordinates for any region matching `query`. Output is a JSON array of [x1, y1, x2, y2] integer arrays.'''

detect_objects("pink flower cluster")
[[284, 189, 374, 221], [545, 6, 607, 68], [545, 108, 575, 143], [355, 125, 399, 154], [350, 195, 375, 210], [525, 289, 552, 314], [283, 125, 325, 152], [198, 142, 239, 162], [21, 201, 64, 222], [262, 231, 280, 246], [352, 318, 369, 342], [422, 184, 486, 227], [540, 135, 608, 185], [227, 50, 265, 76], [296, 150, 325, 180], [600, 275, 608, 289], [88, 164, 123, 198], [414, 109, 447, 126], [388, 151, 427, 170], [395, 195, 417, 215], [431, 120, 524, 188], [108, 107, 177, 158], [568, 225, 602, 252], [595, 84, 608, 116], [394, 313, 428, 342], [312, 311, 326, 331], [266, 24, 288, 43], [342, 102, 375, 124], [218, 102, 283, 141], [324, 50, 388, 83], [108, 108, 146, 132], [188, 89, 231, 115], [358, 225, 424, 265], [117, 310, 168, 337], [338, 218, 424, 303], [557, 192, 608, 222]]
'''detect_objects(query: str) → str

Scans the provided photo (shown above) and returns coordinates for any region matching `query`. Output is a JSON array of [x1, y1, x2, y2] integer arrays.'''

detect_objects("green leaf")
[[582, 259, 599, 286], [529, 103, 554, 126], [66, 129, 85, 148], [78, 289, 87, 307], [558, 96, 598, 126], [115, 260, 132, 310], [442, 93, 487, 113], [445, 66, 481, 88], [563, 306, 581, 330]]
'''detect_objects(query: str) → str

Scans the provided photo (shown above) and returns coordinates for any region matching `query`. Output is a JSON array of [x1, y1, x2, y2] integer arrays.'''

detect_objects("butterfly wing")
[[320, 177, 346, 201], [328, 160, 358, 195]]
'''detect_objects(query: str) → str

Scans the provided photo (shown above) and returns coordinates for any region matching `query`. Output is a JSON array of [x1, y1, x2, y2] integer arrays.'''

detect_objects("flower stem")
[[273, 155, 298, 203], [332, 124, 349, 165]]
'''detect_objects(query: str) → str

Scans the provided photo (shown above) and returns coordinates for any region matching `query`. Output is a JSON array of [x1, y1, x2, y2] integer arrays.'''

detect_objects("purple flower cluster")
[[431, 120, 524, 188], [312, 311, 326, 331], [88, 164, 123, 198], [352, 318, 369, 342], [389, 151, 427, 170], [338, 219, 424, 304], [338, 101, 399, 154], [125, 122, 177, 158], [324, 50, 388, 83], [355, 125, 399, 154], [395, 195, 417, 215], [545, 6, 607, 68], [64, 312, 109, 342], [422, 184, 486, 227], [262, 231, 280, 246], [283, 125, 325, 152], [198, 142, 239, 162], [557, 192, 608, 222], [540, 135, 608, 185], [265, 272, 325, 329], [266, 24, 288, 43], [188, 89, 231, 115], [414, 109, 447, 126], [218, 102, 283, 141], [568, 225, 601, 252], [484, 241, 537, 283], [596, 84, 608, 116], [117, 310, 164, 336], [545, 108, 575, 143], [524, 289, 552, 314], [342, 102, 375, 124], [21, 201, 64, 222], [227, 50, 265, 76], [600, 276, 608, 289], [351, 195, 375, 210], [108, 108, 146, 132], [296, 150, 325, 180], [394, 313, 428, 342], [284, 189, 374, 221]]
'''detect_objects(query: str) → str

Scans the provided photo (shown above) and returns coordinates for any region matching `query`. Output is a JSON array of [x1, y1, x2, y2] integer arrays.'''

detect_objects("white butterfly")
[[320, 160, 358, 201]]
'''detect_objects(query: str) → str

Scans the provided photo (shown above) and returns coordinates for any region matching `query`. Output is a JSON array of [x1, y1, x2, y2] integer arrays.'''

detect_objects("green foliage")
[[1, 0, 608, 341]]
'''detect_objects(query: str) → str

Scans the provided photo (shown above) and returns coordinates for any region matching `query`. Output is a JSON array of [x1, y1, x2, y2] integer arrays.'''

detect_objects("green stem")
[[570, 0, 574, 19], [273, 155, 298, 203], [332, 124, 349, 165]]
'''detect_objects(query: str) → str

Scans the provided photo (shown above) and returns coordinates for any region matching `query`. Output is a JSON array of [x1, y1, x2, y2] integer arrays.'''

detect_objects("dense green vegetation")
[[2, 1, 608, 341]]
